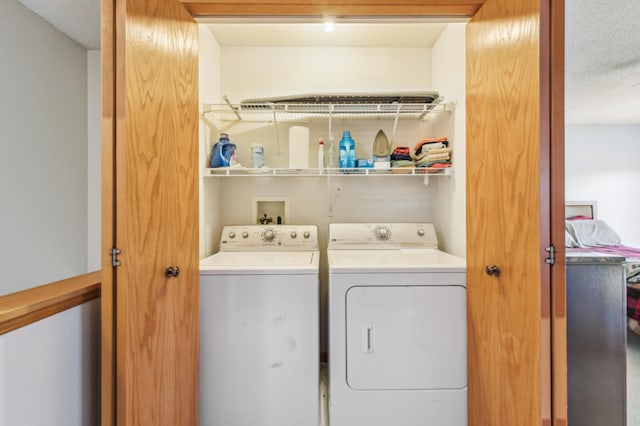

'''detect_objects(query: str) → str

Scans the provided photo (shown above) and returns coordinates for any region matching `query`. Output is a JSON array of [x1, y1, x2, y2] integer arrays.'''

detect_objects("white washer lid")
[[200, 251, 319, 275], [327, 248, 465, 274]]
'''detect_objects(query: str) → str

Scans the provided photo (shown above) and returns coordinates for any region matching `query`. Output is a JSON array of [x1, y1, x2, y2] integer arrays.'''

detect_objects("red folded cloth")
[[393, 146, 411, 155]]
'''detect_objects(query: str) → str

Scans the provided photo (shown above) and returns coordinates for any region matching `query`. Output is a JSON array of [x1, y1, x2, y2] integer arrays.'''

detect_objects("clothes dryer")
[[327, 223, 467, 426], [200, 225, 319, 426]]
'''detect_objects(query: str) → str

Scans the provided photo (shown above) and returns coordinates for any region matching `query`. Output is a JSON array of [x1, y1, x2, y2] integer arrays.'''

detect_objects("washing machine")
[[199, 225, 319, 426], [327, 223, 467, 426]]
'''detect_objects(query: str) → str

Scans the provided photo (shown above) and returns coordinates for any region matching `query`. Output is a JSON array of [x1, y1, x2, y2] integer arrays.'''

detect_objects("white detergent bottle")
[[317, 138, 325, 173]]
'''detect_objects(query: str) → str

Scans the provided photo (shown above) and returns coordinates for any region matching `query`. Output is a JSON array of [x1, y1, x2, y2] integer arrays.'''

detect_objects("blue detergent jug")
[[338, 130, 356, 168], [210, 133, 236, 168]]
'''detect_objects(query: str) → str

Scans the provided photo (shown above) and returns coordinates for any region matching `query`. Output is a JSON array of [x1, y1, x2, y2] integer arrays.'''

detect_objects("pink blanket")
[[569, 245, 640, 258]]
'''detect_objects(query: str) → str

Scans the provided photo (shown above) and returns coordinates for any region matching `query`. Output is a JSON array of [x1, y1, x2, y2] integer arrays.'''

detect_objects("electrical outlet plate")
[[252, 197, 290, 225]]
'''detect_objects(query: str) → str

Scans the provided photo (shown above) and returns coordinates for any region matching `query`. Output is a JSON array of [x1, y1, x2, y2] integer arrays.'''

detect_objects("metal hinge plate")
[[545, 245, 556, 265], [111, 248, 121, 268]]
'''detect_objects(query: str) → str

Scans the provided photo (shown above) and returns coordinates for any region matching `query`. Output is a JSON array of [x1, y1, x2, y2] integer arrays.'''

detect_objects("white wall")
[[0, 3, 99, 426], [211, 34, 466, 255], [430, 23, 466, 258], [0, 301, 100, 426], [0, 0, 88, 295], [565, 125, 640, 246], [200, 26, 223, 258], [87, 50, 101, 271], [220, 46, 433, 103], [215, 43, 437, 235]]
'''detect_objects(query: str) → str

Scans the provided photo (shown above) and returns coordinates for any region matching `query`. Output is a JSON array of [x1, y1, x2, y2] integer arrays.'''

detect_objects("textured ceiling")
[[565, 0, 640, 124], [15, 0, 640, 124]]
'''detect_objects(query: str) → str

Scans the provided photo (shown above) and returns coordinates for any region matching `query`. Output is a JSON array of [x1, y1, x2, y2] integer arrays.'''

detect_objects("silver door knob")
[[485, 265, 501, 277], [165, 266, 180, 278]]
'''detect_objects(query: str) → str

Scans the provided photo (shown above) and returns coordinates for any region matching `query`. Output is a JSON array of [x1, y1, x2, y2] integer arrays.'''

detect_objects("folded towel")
[[392, 146, 411, 155], [391, 160, 416, 168], [413, 136, 449, 150], [416, 160, 452, 168], [412, 147, 452, 162], [423, 152, 450, 161], [390, 146, 412, 161], [414, 137, 449, 154], [422, 147, 451, 155]]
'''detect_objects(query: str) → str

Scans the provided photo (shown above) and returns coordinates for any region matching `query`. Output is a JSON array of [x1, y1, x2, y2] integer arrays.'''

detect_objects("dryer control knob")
[[417, 229, 425, 236], [290, 231, 297, 239], [374, 226, 391, 240], [263, 229, 276, 242], [242, 232, 249, 239], [229, 232, 236, 239], [303, 231, 311, 239]]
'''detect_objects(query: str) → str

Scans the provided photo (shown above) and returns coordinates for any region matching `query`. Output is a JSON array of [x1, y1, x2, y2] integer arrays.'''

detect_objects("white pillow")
[[565, 219, 621, 247]]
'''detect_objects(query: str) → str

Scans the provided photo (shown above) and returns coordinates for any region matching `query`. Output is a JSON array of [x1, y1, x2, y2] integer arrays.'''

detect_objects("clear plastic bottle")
[[317, 138, 325, 173], [251, 143, 264, 168], [326, 137, 335, 169], [338, 130, 356, 168]]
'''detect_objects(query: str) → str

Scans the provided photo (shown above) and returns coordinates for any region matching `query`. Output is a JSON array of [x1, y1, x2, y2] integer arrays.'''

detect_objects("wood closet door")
[[111, 0, 199, 424], [466, 0, 555, 424]]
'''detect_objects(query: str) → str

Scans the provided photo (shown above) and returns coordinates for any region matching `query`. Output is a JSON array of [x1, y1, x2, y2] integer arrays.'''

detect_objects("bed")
[[565, 200, 640, 334]]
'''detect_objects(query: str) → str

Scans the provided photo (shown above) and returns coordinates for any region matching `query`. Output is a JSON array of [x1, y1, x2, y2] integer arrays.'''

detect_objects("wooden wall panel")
[[180, 0, 485, 17], [466, 0, 549, 424], [114, 0, 200, 424]]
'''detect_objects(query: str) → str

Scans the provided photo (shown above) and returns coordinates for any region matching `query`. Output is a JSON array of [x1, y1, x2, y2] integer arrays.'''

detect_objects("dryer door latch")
[[362, 325, 374, 353]]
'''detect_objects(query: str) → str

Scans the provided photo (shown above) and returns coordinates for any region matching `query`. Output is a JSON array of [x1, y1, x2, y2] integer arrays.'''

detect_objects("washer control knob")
[[303, 231, 311, 239], [242, 232, 249, 239], [374, 226, 391, 241], [263, 229, 276, 242], [290, 231, 297, 239], [228, 232, 236, 239], [417, 229, 425, 237]]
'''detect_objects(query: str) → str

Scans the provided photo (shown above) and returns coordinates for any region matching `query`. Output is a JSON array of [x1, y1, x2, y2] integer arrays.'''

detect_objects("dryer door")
[[346, 285, 466, 390]]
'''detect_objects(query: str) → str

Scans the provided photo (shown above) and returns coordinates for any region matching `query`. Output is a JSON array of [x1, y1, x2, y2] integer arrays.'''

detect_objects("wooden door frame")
[[101, 1, 567, 424], [101, 0, 115, 424], [549, 0, 567, 424]]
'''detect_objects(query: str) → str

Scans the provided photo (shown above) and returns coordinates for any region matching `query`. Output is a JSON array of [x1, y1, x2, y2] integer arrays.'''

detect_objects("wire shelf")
[[205, 167, 452, 177], [202, 99, 451, 123]]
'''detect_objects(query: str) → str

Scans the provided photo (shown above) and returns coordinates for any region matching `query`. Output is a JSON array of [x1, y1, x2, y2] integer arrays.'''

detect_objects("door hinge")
[[111, 247, 122, 268], [545, 245, 556, 265]]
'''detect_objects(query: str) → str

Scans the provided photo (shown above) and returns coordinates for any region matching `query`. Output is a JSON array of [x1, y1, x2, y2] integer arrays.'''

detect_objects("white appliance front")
[[346, 285, 467, 390], [200, 225, 319, 426], [327, 223, 467, 426]]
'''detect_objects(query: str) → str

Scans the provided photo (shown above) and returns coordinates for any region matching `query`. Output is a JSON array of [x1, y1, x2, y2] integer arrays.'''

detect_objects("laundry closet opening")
[[196, 17, 468, 343], [192, 10, 467, 425]]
